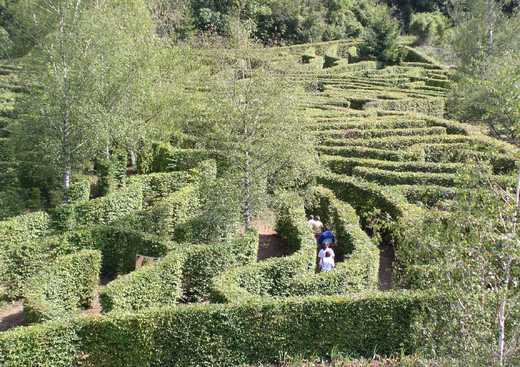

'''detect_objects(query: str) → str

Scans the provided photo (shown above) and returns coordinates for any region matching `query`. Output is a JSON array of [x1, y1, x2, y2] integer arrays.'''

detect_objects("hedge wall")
[[318, 145, 416, 162], [0, 291, 440, 366], [352, 166, 457, 187], [100, 251, 185, 313], [364, 97, 445, 117], [135, 184, 200, 239], [322, 155, 462, 176], [131, 171, 192, 202], [24, 250, 101, 323], [0, 212, 52, 299], [64, 226, 173, 277], [51, 181, 144, 231], [100, 231, 258, 312]]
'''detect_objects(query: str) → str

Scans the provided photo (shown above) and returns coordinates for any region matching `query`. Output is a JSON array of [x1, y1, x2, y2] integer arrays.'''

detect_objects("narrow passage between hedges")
[[255, 218, 290, 261], [0, 301, 24, 331]]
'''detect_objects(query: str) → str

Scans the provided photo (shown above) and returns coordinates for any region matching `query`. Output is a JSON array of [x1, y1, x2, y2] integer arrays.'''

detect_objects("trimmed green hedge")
[[100, 251, 185, 313], [51, 181, 144, 231], [101, 231, 258, 312], [131, 171, 192, 201], [322, 134, 473, 150], [317, 171, 414, 220], [0, 212, 52, 299], [0, 291, 439, 366], [135, 184, 200, 239], [322, 155, 462, 175], [64, 226, 173, 277], [24, 250, 101, 323], [211, 194, 316, 303], [318, 145, 416, 162], [317, 126, 446, 139], [352, 166, 457, 187], [364, 97, 445, 117]]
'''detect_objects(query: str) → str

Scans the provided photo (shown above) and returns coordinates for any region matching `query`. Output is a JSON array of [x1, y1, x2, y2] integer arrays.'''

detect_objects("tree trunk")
[[242, 152, 253, 230]]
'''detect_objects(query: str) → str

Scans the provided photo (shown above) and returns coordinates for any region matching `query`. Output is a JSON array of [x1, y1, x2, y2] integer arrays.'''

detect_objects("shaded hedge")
[[100, 251, 185, 313], [101, 231, 259, 312], [0, 291, 439, 366], [24, 250, 101, 323], [0, 212, 52, 299], [51, 181, 144, 231]]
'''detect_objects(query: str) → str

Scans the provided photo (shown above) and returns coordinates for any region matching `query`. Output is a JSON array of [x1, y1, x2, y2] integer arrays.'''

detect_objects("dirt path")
[[378, 242, 394, 290], [253, 213, 290, 261], [0, 301, 24, 331]]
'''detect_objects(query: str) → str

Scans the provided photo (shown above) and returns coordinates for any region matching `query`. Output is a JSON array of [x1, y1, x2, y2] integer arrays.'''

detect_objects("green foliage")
[[0, 291, 438, 366], [359, 5, 403, 64], [100, 251, 184, 313], [0, 26, 12, 58], [24, 250, 101, 323], [64, 226, 173, 277], [95, 150, 127, 196], [67, 175, 90, 203], [410, 11, 450, 45], [101, 231, 258, 311], [396, 167, 520, 365], [51, 181, 144, 231]]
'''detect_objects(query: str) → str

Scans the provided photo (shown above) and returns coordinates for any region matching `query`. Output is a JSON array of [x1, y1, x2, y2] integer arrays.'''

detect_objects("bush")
[[137, 184, 200, 239], [65, 226, 173, 277], [94, 150, 128, 196], [359, 6, 402, 64], [0, 27, 13, 58], [100, 251, 185, 313], [51, 181, 144, 231], [410, 12, 450, 45], [364, 98, 445, 117], [132, 171, 192, 202], [67, 175, 90, 203], [0, 291, 439, 366], [352, 166, 457, 187], [24, 250, 101, 323], [100, 231, 258, 311], [322, 155, 462, 176], [0, 212, 52, 299]]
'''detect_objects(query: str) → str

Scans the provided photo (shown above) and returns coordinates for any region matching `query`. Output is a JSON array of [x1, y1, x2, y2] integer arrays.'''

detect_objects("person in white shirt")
[[318, 242, 335, 269], [321, 251, 335, 272], [308, 215, 316, 230]]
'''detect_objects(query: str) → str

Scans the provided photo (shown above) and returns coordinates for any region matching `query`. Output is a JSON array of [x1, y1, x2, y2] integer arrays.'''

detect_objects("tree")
[[359, 4, 402, 64], [183, 54, 317, 230], [398, 165, 520, 366], [447, 0, 520, 143], [12, 0, 181, 199]]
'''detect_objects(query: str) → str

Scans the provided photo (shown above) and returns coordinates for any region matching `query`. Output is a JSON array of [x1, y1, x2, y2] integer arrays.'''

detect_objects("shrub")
[[0, 291, 438, 366], [364, 98, 445, 117], [322, 155, 462, 176], [24, 250, 101, 323], [100, 231, 258, 311], [352, 166, 457, 187], [0, 27, 13, 58], [132, 171, 192, 202], [137, 184, 200, 239], [65, 226, 173, 277], [94, 150, 128, 196], [359, 6, 402, 64], [410, 12, 450, 45], [100, 251, 185, 313], [51, 181, 144, 231], [67, 175, 90, 203], [0, 212, 52, 299]]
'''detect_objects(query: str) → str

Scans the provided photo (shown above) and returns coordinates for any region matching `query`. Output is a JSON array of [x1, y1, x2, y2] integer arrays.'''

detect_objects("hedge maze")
[[0, 41, 518, 366]]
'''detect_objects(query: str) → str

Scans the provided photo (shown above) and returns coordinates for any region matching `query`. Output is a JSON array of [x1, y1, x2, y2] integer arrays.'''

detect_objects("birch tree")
[[13, 0, 174, 199], [184, 55, 316, 230], [399, 166, 520, 366]]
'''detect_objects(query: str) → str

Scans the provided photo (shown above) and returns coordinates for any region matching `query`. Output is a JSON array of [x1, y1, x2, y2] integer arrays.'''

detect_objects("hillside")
[[0, 37, 517, 366]]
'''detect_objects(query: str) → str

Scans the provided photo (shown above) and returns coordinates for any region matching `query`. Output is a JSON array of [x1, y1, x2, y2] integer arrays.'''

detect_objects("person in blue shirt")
[[318, 225, 336, 247]]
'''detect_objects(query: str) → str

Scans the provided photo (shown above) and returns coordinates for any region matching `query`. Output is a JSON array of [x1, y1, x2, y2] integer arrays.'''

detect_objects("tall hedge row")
[[24, 250, 101, 323], [100, 231, 259, 312], [0, 291, 439, 367]]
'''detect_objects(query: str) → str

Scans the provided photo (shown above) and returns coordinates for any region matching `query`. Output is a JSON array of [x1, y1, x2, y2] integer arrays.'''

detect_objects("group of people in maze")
[[308, 215, 336, 272]]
